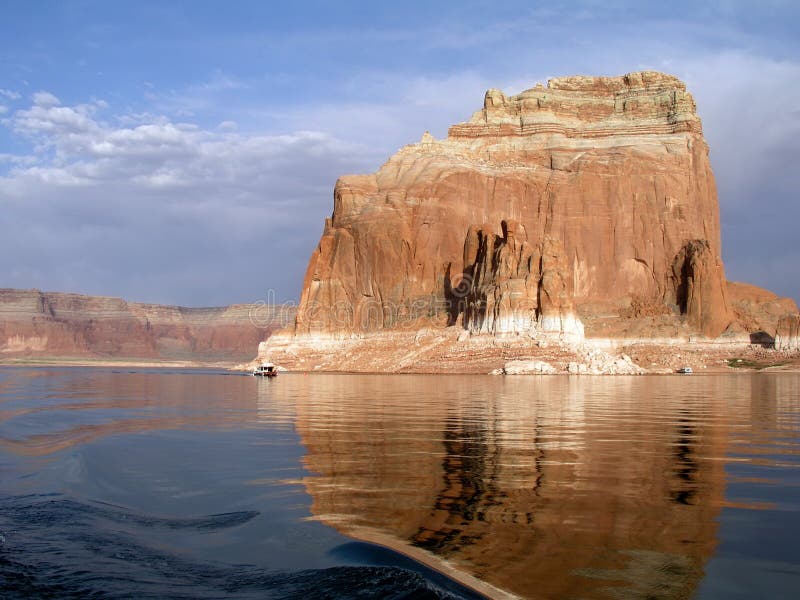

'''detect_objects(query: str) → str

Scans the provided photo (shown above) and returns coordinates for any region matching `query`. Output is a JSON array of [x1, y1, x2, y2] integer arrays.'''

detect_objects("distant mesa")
[[0, 288, 294, 364], [257, 70, 799, 372]]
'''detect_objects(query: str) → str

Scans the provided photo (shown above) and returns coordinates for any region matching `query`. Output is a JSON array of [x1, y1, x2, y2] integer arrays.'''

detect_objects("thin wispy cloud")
[[0, 88, 21, 100]]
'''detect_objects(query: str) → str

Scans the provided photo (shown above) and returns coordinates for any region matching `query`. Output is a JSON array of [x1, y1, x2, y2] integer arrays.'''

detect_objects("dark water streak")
[[0, 494, 462, 600]]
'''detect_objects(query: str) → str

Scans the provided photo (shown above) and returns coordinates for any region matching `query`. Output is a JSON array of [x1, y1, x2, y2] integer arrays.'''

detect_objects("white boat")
[[253, 362, 278, 377], [677, 366, 693, 374]]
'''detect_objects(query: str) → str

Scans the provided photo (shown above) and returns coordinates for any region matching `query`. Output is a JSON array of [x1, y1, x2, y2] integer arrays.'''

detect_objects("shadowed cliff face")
[[283, 375, 744, 599], [460, 221, 584, 338], [0, 289, 294, 362], [290, 71, 749, 340]]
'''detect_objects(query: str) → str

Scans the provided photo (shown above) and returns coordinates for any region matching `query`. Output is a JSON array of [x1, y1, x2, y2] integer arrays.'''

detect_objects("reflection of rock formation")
[[288, 375, 732, 599]]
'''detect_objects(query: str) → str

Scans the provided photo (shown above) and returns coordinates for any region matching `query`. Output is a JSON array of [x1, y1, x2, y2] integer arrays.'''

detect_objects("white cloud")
[[143, 72, 249, 122], [32, 91, 61, 107], [0, 88, 21, 100], [0, 105, 8, 115], [681, 52, 800, 209], [0, 95, 372, 305], [0, 153, 35, 166]]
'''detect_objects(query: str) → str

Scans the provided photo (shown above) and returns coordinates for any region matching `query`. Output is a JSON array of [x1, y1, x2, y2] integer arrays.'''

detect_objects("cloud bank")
[[0, 93, 372, 305]]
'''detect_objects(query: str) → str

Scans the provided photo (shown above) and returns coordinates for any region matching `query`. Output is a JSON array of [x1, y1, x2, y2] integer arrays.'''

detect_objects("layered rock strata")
[[0, 288, 294, 363], [260, 71, 796, 369]]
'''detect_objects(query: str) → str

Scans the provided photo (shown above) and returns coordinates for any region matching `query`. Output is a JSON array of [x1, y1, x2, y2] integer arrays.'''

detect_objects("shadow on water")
[[330, 541, 486, 599], [0, 493, 467, 599]]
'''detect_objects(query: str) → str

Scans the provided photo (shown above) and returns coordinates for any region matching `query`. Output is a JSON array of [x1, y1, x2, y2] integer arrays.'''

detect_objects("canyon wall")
[[258, 71, 798, 372], [0, 288, 294, 363], [259, 70, 797, 370]]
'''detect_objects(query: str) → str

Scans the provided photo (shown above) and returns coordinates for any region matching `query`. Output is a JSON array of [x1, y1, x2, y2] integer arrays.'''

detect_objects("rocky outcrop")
[[490, 359, 557, 375], [288, 72, 730, 338], [567, 350, 645, 375], [775, 314, 800, 351], [259, 70, 796, 369], [0, 288, 294, 362], [461, 220, 583, 339], [670, 240, 733, 337], [727, 282, 798, 342]]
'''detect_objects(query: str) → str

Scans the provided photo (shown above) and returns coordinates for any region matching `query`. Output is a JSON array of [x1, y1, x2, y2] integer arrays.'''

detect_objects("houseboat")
[[253, 362, 278, 377]]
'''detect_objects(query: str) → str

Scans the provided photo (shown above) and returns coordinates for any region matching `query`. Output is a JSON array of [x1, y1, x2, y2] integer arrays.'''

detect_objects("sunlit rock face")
[[289, 71, 742, 341], [670, 239, 732, 338], [775, 313, 800, 351], [725, 282, 798, 342]]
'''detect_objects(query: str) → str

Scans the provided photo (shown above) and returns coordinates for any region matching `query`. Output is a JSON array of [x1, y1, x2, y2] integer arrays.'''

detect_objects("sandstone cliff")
[[726, 282, 798, 341], [775, 313, 800, 351], [0, 288, 294, 363], [260, 71, 797, 371]]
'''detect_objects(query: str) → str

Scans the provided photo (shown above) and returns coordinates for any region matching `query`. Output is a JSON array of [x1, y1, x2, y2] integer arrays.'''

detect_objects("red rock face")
[[0, 289, 294, 362], [726, 282, 798, 340], [461, 221, 582, 337], [670, 240, 732, 338], [776, 314, 800, 351], [291, 71, 745, 340]]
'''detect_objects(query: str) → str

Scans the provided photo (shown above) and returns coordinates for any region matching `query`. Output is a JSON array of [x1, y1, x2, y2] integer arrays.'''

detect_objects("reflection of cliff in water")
[[284, 375, 736, 599]]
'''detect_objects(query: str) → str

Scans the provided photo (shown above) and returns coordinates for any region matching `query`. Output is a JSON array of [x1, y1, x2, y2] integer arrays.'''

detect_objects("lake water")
[[1, 368, 799, 599]]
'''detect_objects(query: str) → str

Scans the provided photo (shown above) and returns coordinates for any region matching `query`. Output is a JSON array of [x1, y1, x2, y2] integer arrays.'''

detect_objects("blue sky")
[[1, 0, 799, 305]]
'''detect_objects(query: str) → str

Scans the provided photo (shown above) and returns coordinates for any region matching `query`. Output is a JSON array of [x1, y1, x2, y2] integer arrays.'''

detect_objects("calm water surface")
[[0, 368, 799, 599]]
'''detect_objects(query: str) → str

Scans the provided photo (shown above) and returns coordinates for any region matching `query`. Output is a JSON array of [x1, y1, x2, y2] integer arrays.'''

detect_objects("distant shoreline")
[[0, 357, 241, 369], [2, 358, 799, 374]]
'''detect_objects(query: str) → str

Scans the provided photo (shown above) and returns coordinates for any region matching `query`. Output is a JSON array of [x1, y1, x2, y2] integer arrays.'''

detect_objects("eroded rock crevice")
[[457, 220, 583, 339], [670, 239, 733, 338]]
